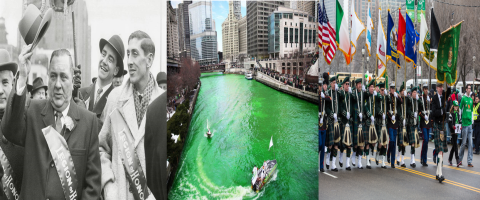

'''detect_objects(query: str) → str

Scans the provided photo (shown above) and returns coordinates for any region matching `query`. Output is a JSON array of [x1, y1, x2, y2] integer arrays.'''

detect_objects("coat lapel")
[[64, 100, 80, 142], [92, 85, 114, 115], [41, 101, 55, 128]]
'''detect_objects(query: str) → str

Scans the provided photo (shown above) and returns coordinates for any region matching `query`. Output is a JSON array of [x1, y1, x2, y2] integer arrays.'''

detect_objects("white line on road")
[[322, 172, 338, 178], [429, 147, 435, 149]]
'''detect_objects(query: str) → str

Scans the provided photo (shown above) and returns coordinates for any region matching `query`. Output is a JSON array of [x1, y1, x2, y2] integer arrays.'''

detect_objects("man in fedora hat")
[[156, 72, 166, 91], [2, 45, 101, 199], [0, 49, 25, 200], [28, 77, 48, 100], [113, 70, 127, 87], [79, 35, 125, 122], [18, 4, 53, 51], [99, 30, 161, 200]]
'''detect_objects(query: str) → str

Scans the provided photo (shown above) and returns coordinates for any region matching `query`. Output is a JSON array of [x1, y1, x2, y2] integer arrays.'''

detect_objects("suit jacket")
[[1, 85, 101, 200], [145, 92, 167, 200], [79, 83, 114, 122], [431, 93, 447, 124], [99, 76, 161, 200], [0, 124, 24, 200]]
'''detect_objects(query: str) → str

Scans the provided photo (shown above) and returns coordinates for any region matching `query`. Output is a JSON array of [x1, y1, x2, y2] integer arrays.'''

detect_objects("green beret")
[[399, 82, 405, 92], [355, 78, 362, 84], [367, 79, 375, 87], [411, 86, 419, 92], [376, 82, 385, 88], [342, 76, 350, 85], [329, 76, 336, 82]]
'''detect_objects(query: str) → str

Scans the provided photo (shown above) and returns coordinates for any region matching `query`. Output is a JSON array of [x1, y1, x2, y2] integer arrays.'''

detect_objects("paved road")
[[319, 141, 480, 200]]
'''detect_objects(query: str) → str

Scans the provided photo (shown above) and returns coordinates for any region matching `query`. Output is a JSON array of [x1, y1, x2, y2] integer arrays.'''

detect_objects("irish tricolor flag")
[[336, 0, 351, 65]]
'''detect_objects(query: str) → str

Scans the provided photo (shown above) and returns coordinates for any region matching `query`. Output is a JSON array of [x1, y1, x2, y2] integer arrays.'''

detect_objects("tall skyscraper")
[[178, 1, 192, 58], [222, 1, 241, 62], [247, 1, 289, 59], [189, 1, 218, 66], [238, 16, 247, 57], [168, 2, 180, 60], [290, 1, 315, 20]]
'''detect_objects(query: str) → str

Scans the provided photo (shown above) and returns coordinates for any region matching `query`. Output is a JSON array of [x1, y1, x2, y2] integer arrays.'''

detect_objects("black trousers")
[[474, 123, 480, 152], [449, 133, 459, 163]]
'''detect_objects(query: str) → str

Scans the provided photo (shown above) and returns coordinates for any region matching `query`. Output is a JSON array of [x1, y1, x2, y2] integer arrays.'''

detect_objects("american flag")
[[318, 1, 336, 65]]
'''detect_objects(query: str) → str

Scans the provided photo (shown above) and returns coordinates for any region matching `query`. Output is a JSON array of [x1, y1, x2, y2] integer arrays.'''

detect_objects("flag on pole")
[[350, 0, 365, 57], [418, 11, 428, 54], [336, 0, 351, 65], [397, 8, 406, 57], [365, 4, 374, 56], [376, 8, 387, 72], [377, 59, 387, 80], [405, 13, 419, 67], [430, 8, 441, 51], [318, 1, 336, 64], [387, 10, 400, 68], [436, 21, 463, 86], [269, 136, 273, 150]]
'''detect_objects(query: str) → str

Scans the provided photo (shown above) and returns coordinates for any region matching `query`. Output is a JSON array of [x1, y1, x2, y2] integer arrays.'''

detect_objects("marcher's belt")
[[42, 126, 78, 200]]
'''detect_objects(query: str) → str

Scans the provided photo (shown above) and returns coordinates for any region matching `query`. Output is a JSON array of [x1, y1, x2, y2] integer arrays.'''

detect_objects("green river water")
[[169, 73, 318, 199]]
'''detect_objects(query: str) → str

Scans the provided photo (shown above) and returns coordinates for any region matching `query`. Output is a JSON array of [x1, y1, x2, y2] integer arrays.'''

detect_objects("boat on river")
[[245, 71, 253, 80], [251, 159, 277, 193], [206, 119, 212, 138]]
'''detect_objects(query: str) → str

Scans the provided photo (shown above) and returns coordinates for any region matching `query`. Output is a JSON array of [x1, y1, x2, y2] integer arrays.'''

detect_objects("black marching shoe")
[[401, 164, 407, 167], [320, 168, 325, 172], [381, 166, 387, 169], [376, 160, 379, 165], [366, 165, 372, 169], [346, 167, 351, 171], [352, 163, 356, 167], [358, 166, 363, 169], [438, 176, 445, 183], [326, 164, 330, 169], [410, 163, 416, 168], [331, 168, 338, 172], [397, 161, 400, 165], [339, 162, 343, 168], [436, 175, 439, 180], [391, 165, 396, 169], [387, 157, 391, 163], [422, 162, 428, 166]]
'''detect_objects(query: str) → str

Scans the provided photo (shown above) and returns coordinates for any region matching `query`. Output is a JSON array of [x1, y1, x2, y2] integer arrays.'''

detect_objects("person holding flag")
[[325, 76, 340, 172], [386, 82, 402, 168], [338, 76, 352, 170], [363, 78, 378, 169], [374, 81, 388, 169]]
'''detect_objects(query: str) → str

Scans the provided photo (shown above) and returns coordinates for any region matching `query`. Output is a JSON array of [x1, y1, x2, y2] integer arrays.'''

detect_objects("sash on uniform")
[[42, 126, 78, 200], [0, 147, 19, 200], [118, 129, 150, 200]]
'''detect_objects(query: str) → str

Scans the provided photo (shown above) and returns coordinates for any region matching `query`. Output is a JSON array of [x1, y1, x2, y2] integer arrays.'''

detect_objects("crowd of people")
[[256, 67, 318, 93], [318, 72, 479, 183], [0, 5, 167, 199]]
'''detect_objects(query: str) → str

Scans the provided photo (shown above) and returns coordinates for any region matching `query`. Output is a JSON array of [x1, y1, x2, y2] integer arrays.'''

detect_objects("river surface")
[[169, 73, 318, 199]]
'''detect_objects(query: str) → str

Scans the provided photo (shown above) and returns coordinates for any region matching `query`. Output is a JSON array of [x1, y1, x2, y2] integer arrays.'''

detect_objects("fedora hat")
[[156, 72, 166, 84], [99, 35, 125, 77], [27, 77, 48, 94], [18, 4, 53, 51], [0, 49, 18, 75]]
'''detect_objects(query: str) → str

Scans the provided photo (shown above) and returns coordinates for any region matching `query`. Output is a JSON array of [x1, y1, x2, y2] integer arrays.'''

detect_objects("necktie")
[[95, 88, 103, 105], [55, 112, 63, 134]]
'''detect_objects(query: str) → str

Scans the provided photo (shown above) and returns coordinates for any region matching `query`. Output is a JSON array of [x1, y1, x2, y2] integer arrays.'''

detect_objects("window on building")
[[304, 29, 308, 44], [295, 28, 298, 43], [290, 28, 293, 43], [284, 27, 288, 43], [309, 29, 312, 43]]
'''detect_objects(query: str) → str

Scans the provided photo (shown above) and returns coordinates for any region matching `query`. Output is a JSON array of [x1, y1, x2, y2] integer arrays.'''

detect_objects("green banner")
[[417, 0, 425, 23], [436, 22, 463, 86], [406, 0, 415, 22]]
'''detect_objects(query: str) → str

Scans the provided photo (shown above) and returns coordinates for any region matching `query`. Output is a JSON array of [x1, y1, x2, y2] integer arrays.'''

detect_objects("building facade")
[[247, 1, 289, 59], [268, 7, 316, 59], [168, 2, 180, 60], [238, 16, 247, 57], [222, 1, 241, 62], [290, 1, 316, 20], [178, 1, 192, 58], [189, 1, 218, 66]]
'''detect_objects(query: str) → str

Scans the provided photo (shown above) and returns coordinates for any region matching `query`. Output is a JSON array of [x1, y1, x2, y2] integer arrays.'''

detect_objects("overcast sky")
[[171, 0, 246, 52], [0, 0, 164, 80]]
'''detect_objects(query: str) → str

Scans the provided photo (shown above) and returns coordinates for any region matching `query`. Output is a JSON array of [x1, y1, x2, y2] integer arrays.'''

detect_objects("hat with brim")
[[0, 49, 18, 75], [18, 5, 53, 52], [157, 72, 167, 84], [389, 82, 396, 88], [99, 35, 125, 78], [453, 100, 459, 107], [28, 77, 47, 94]]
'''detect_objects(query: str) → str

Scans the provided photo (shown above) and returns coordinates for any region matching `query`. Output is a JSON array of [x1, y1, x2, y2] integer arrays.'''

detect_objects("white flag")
[[350, 0, 365, 56], [376, 8, 387, 71], [269, 136, 273, 150], [418, 12, 428, 55], [365, 4, 374, 56]]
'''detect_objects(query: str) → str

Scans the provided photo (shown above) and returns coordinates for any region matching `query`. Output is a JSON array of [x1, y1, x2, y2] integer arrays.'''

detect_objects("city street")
[[319, 142, 480, 199]]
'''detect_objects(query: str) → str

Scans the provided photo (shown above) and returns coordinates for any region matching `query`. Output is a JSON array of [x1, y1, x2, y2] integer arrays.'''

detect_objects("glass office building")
[[189, 1, 218, 66]]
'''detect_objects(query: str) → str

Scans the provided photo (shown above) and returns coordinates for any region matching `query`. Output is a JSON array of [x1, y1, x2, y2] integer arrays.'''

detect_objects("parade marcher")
[[419, 84, 432, 166], [338, 76, 353, 170], [79, 35, 125, 122], [406, 86, 421, 168], [351, 78, 366, 169], [113, 70, 128, 87], [374, 81, 388, 169], [145, 92, 167, 199], [325, 76, 339, 172], [431, 84, 448, 182], [363, 79, 378, 169], [27, 77, 47, 100], [459, 84, 474, 168], [2, 47, 101, 199], [473, 96, 480, 155], [99, 31, 160, 199], [396, 83, 407, 167], [448, 100, 461, 166], [319, 73, 329, 172], [0, 49, 24, 200], [386, 83, 402, 168]]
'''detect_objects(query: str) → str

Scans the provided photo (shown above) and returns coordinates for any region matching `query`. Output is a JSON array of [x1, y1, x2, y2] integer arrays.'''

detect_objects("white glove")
[[404, 91, 407, 96], [335, 84, 339, 91], [374, 91, 377, 96], [362, 85, 366, 91], [427, 96, 430, 102], [320, 118, 323, 124], [347, 112, 350, 119], [425, 115, 429, 121], [403, 119, 406, 127], [383, 114, 386, 120], [414, 112, 418, 118], [371, 116, 375, 123], [334, 113, 338, 121], [416, 94, 419, 100], [392, 115, 395, 121], [394, 92, 398, 98], [321, 92, 325, 98], [348, 87, 352, 93], [359, 113, 363, 119]]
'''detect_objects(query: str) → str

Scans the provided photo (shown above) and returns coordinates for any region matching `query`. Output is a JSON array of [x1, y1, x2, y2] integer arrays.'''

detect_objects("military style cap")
[[342, 76, 350, 85], [367, 79, 375, 87], [411, 86, 419, 92], [399, 82, 405, 92], [355, 78, 362, 84], [376, 82, 385, 88]]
